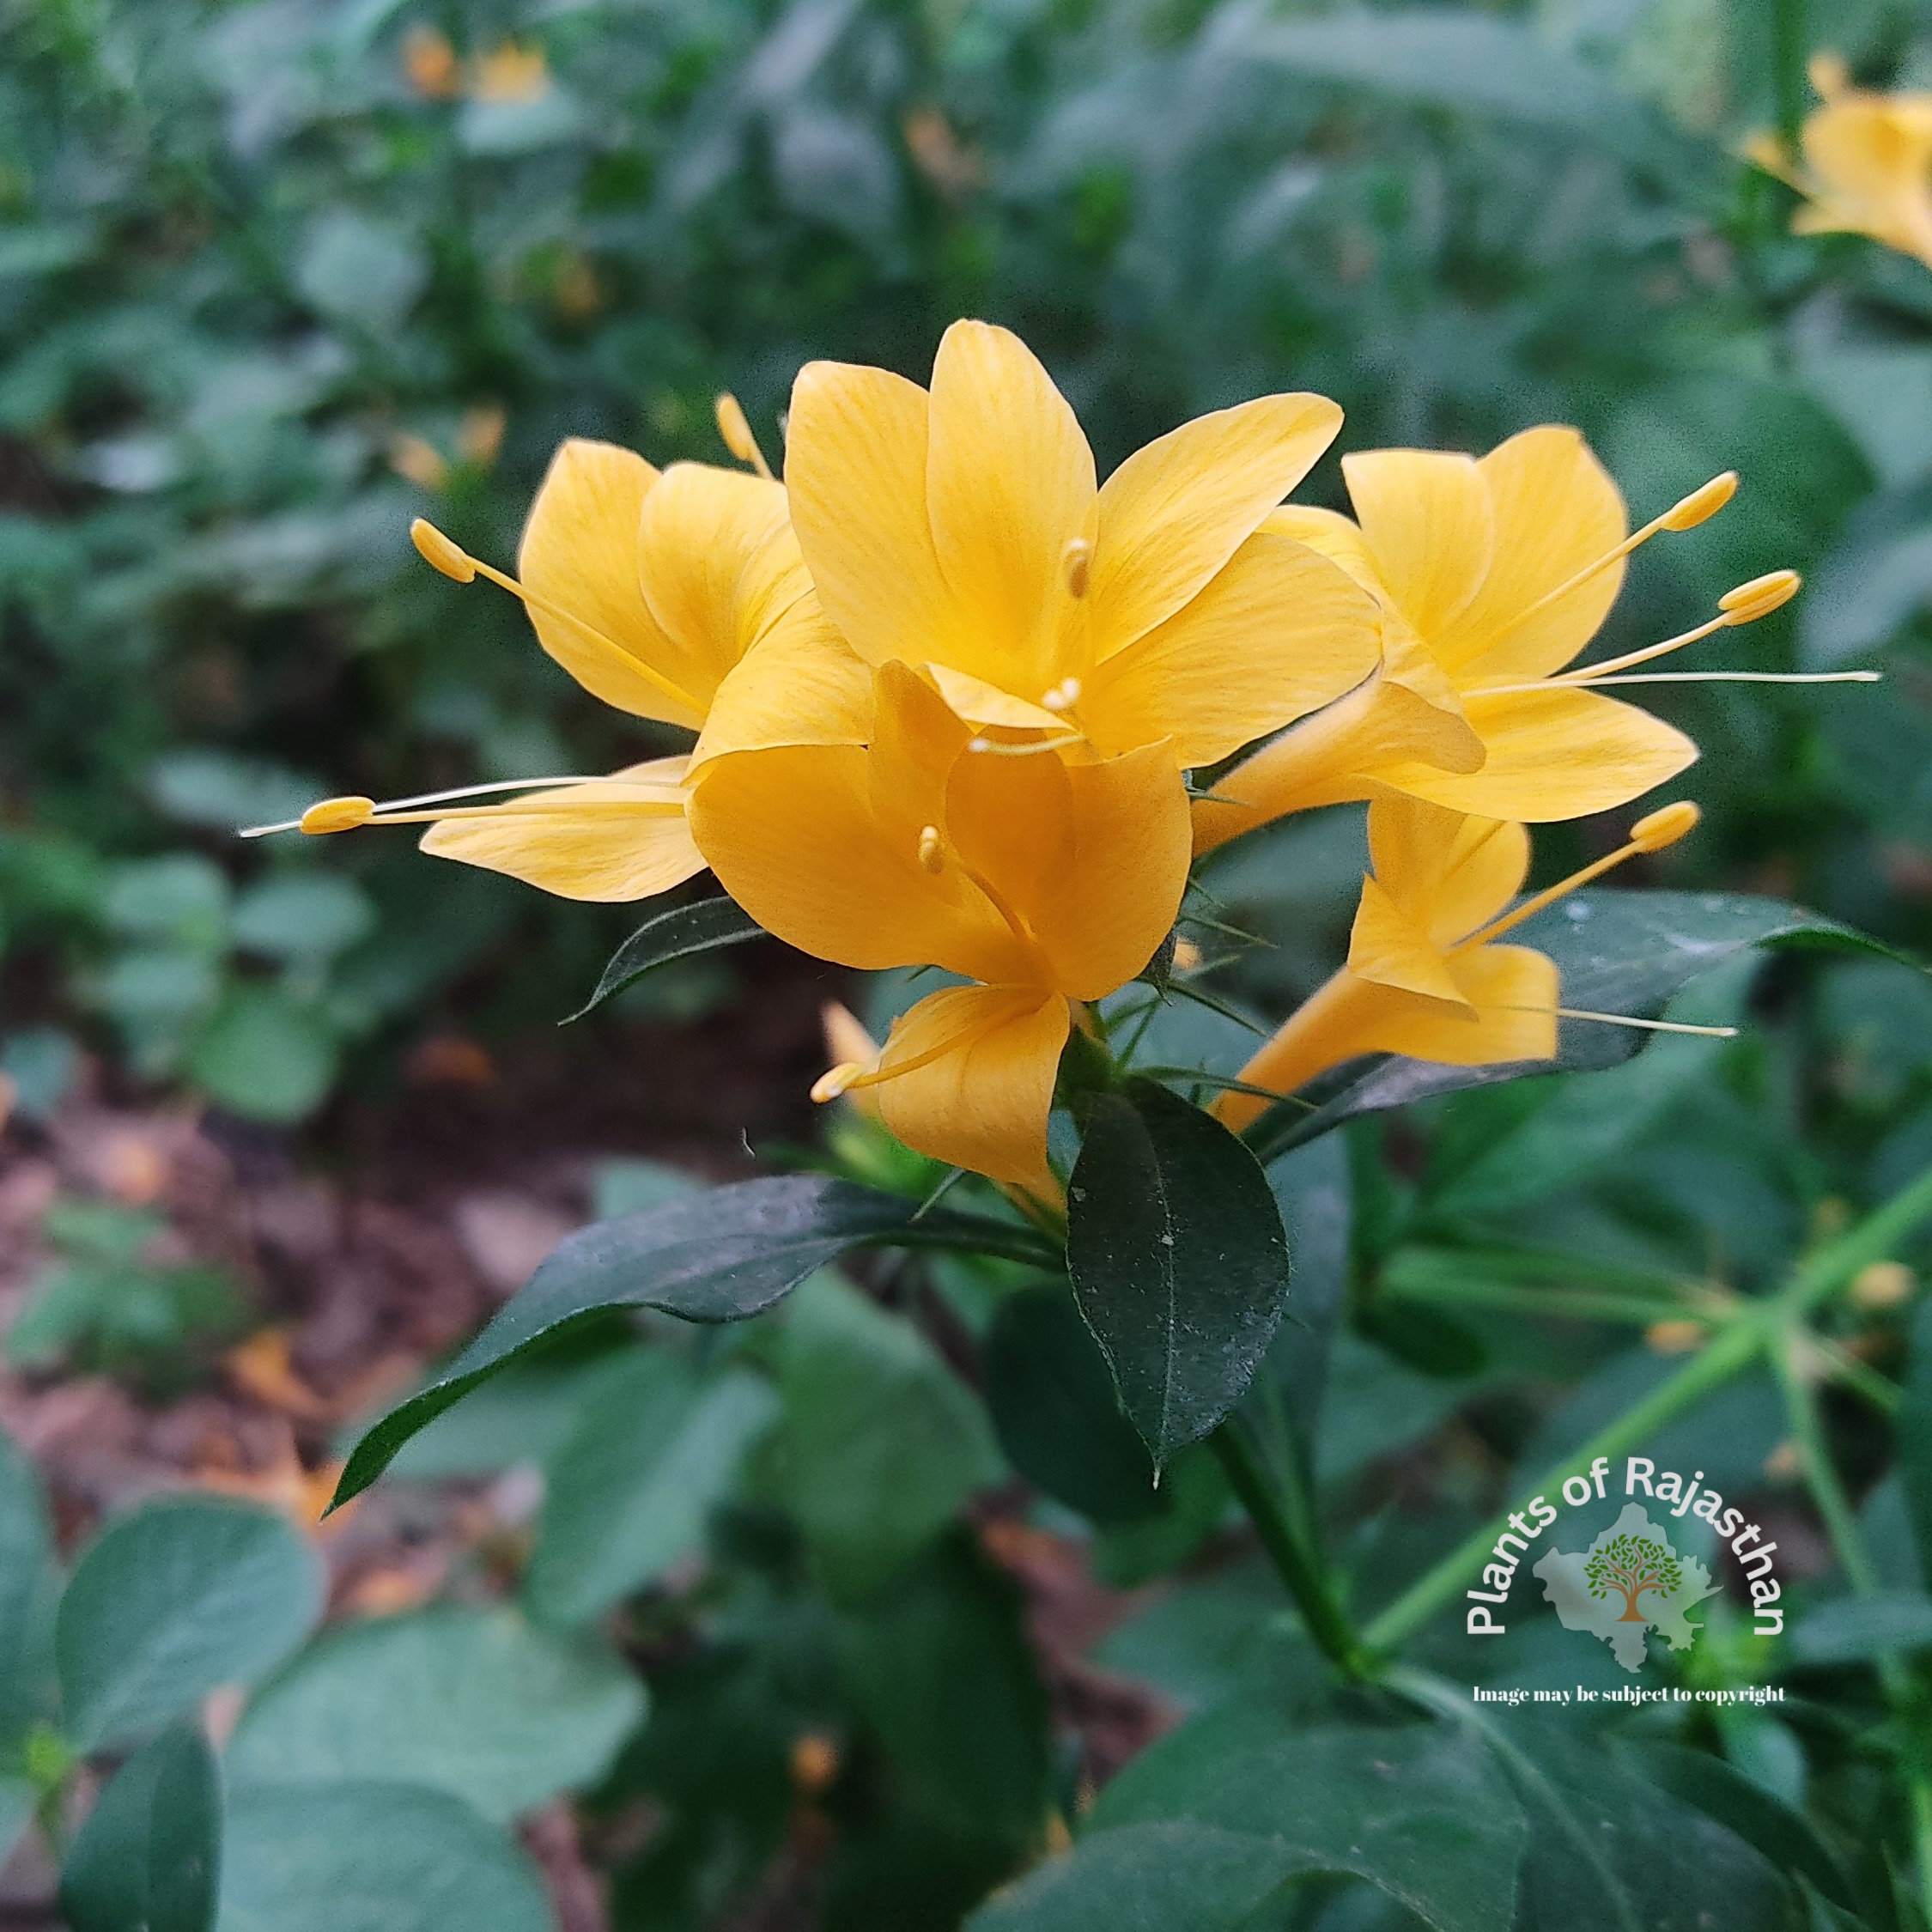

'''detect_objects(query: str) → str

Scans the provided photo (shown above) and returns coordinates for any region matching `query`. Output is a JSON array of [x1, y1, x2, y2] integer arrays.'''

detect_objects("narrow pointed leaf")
[[565, 895, 764, 1022], [332, 1175, 1051, 1507], [1067, 1079, 1290, 1467]]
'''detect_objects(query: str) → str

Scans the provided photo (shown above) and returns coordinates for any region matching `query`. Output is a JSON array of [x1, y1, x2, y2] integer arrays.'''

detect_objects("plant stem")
[[1363, 1162, 1932, 1649], [1212, 1418, 1375, 1680], [1773, 0, 1806, 145]]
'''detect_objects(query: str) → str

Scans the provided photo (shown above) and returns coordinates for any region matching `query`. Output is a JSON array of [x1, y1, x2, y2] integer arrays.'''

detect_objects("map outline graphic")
[[1531, 1501, 1721, 1672]]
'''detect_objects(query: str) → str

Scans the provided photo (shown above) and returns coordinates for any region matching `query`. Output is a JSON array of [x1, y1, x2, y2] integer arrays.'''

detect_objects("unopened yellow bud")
[[1630, 800, 1699, 852], [1646, 1318, 1704, 1355], [1063, 538, 1092, 598], [714, 392, 766, 472], [811, 1062, 865, 1104], [1807, 52, 1850, 100], [1850, 1261, 1914, 1309], [1719, 568, 1802, 623], [1660, 471, 1737, 532], [916, 824, 945, 873], [299, 796, 377, 835], [410, 519, 476, 582]]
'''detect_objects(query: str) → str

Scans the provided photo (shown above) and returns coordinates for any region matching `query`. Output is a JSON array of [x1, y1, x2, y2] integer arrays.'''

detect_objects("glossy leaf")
[[333, 1175, 1049, 1508], [57, 1498, 324, 1752], [566, 894, 765, 1022], [216, 1783, 550, 1932], [1067, 1078, 1291, 1467], [526, 1351, 778, 1626], [1250, 892, 1913, 1161], [61, 1722, 221, 1932], [226, 1607, 644, 1824]]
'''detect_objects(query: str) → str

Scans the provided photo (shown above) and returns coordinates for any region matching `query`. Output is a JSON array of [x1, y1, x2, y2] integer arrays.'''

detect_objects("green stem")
[[1364, 1163, 1932, 1650], [1212, 1419, 1375, 1680], [1772, 0, 1806, 145]]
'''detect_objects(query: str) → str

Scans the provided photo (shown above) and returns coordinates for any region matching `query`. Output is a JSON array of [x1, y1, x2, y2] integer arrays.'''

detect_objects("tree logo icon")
[[1533, 1503, 1719, 1673]]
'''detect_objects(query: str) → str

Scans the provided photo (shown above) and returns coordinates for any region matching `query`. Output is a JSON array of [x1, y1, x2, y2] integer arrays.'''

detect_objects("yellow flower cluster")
[[1748, 54, 1932, 270], [265, 323, 1826, 1202]]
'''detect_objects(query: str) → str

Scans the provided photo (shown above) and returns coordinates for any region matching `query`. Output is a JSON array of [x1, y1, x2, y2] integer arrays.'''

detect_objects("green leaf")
[[0, 1425, 58, 1749], [61, 1722, 221, 1932], [1900, 1297, 1932, 1587], [968, 1820, 1289, 1931], [836, 1532, 1050, 1846], [228, 874, 375, 963], [104, 857, 230, 951], [1257, 1133, 1353, 1452], [57, 1498, 324, 1752], [774, 1273, 1002, 1601], [1789, 1591, 1932, 1663], [1067, 1078, 1290, 1467], [1250, 892, 1911, 1160], [333, 1175, 1042, 1508], [216, 1783, 550, 1932], [1093, 1715, 1528, 1932], [1619, 1742, 1852, 1911], [566, 895, 765, 1021], [186, 987, 338, 1123], [981, 1285, 1162, 1523], [0, 1778, 31, 1871], [525, 1352, 778, 1626], [225, 1607, 644, 1824]]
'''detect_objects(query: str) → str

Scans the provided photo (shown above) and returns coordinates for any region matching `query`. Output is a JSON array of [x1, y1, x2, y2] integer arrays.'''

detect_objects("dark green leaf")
[[966, 1820, 1290, 1932], [773, 1273, 1001, 1601], [1250, 892, 1913, 1160], [1094, 1714, 1528, 1932], [0, 1425, 58, 1749], [333, 1176, 1046, 1509], [1619, 1742, 1852, 1911], [61, 1722, 220, 1932], [526, 1352, 778, 1625], [1901, 1297, 1932, 1588], [565, 895, 765, 1022], [225, 1607, 643, 1824], [1256, 1134, 1352, 1441], [837, 1532, 1050, 1846], [216, 1783, 550, 1932], [57, 1498, 324, 1752], [981, 1285, 1161, 1523], [1067, 1078, 1290, 1467]]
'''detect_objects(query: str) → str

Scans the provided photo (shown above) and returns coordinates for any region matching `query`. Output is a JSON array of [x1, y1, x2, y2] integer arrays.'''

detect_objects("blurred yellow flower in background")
[[1748, 54, 1932, 270]]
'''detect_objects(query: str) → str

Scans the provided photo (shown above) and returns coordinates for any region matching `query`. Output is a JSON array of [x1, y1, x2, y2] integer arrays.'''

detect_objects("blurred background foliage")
[[6, 0, 1932, 1126]]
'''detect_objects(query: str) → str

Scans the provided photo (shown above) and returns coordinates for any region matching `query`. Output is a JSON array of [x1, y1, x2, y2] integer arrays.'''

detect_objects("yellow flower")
[[1748, 55, 1932, 270], [1212, 796, 1704, 1133], [781, 319, 1382, 769], [688, 662, 1192, 1195], [1194, 428, 1730, 853], [471, 41, 550, 105], [257, 422, 848, 902]]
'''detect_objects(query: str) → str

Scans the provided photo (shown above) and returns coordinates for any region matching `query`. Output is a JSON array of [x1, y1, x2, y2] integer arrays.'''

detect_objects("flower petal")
[[1082, 531, 1381, 765], [925, 320, 1097, 697], [1091, 392, 1343, 654], [1431, 426, 1628, 685], [785, 360, 960, 667], [1346, 873, 1471, 1007], [1365, 797, 1528, 947], [518, 440, 703, 728], [1372, 687, 1697, 822], [1340, 449, 1494, 642], [418, 761, 705, 902], [867, 984, 1071, 1194], [688, 598, 872, 772], [635, 463, 809, 710]]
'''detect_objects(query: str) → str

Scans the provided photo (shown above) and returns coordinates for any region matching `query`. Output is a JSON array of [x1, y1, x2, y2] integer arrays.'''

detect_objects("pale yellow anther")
[[410, 518, 477, 582], [917, 824, 945, 873], [1041, 677, 1083, 713], [1172, 938, 1203, 973], [1630, 800, 1700, 853], [299, 796, 377, 835], [714, 393, 773, 479], [1063, 538, 1092, 598], [1719, 568, 1802, 623], [811, 1063, 865, 1104], [1660, 471, 1738, 532]]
